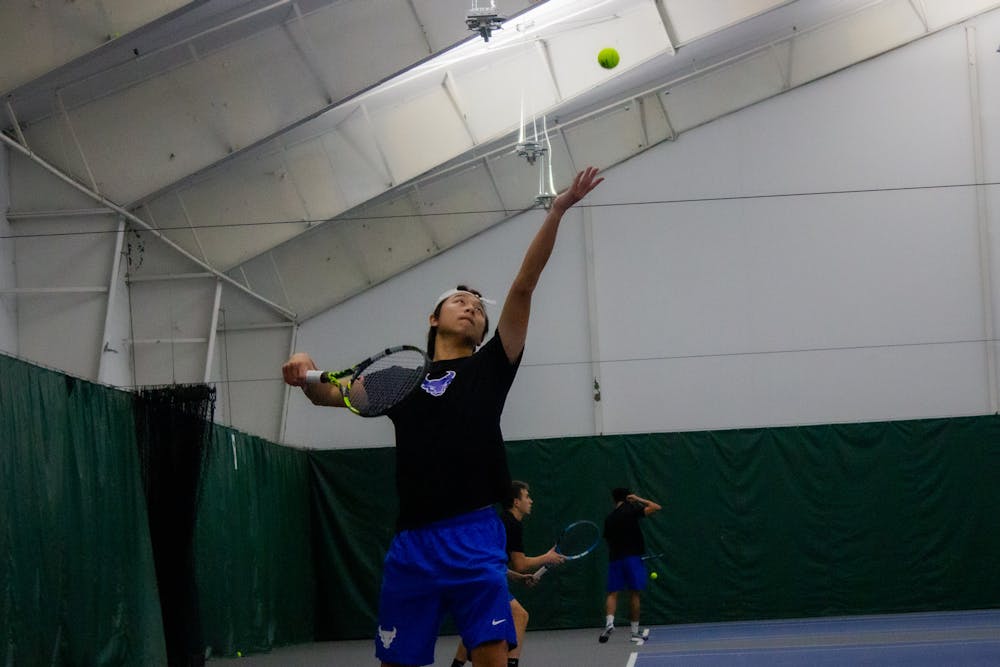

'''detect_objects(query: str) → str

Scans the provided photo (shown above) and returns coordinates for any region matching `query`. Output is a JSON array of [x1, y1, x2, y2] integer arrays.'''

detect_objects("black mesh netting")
[[134, 385, 215, 667]]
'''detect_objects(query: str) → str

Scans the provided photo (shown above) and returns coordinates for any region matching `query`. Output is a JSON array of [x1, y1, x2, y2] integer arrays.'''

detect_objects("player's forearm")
[[508, 552, 531, 573], [510, 207, 565, 295], [630, 494, 662, 511], [521, 553, 552, 571], [302, 381, 345, 407]]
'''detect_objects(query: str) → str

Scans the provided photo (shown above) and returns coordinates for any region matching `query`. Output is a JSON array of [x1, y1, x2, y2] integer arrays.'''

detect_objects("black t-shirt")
[[603, 501, 646, 562], [387, 333, 521, 530], [500, 509, 523, 561]]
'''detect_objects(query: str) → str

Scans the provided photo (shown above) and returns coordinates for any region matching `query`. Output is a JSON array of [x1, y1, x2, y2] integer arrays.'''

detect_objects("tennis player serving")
[[282, 167, 604, 667]]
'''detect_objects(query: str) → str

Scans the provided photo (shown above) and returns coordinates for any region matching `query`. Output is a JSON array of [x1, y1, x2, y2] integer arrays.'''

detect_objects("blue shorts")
[[376, 507, 516, 666], [607, 556, 647, 592]]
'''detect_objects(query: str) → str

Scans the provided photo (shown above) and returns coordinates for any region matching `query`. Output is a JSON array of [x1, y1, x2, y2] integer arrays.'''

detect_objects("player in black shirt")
[[599, 487, 661, 645], [282, 167, 603, 667], [451, 481, 565, 667]]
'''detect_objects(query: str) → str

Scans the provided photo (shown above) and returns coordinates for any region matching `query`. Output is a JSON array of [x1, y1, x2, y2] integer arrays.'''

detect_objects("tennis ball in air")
[[236, 651, 242, 657], [650, 571, 658, 580], [598, 47, 620, 69]]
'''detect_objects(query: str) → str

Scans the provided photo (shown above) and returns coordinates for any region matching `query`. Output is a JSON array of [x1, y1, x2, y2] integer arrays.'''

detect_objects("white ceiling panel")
[[171, 154, 313, 269], [415, 164, 509, 248], [283, 140, 351, 221], [450, 45, 560, 144], [923, 0, 1000, 28], [665, 48, 786, 133], [663, 0, 791, 45], [225, 253, 290, 312], [789, 0, 926, 86], [371, 86, 477, 184], [267, 223, 372, 312], [339, 198, 438, 281], [326, 109, 395, 196], [0, 0, 193, 93], [562, 102, 648, 168], [293, 0, 436, 99], [20, 27, 330, 203]]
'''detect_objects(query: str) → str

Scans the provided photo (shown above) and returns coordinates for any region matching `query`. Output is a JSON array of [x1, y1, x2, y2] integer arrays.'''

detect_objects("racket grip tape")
[[532, 566, 547, 581], [305, 370, 326, 384]]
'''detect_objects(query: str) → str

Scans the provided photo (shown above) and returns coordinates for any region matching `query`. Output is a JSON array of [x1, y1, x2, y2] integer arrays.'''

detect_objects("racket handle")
[[532, 566, 547, 581], [305, 370, 324, 384]]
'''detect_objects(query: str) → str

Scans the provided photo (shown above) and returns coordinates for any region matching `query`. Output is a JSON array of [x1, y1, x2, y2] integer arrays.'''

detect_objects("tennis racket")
[[304, 345, 429, 417], [532, 519, 601, 580], [641, 552, 664, 562]]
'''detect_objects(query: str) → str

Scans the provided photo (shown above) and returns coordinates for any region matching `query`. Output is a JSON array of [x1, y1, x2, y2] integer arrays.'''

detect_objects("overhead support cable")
[[0, 130, 297, 321]]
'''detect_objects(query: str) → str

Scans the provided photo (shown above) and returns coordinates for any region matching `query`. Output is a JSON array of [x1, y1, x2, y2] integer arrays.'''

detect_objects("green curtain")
[[310, 416, 1000, 638], [194, 426, 315, 658], [309, 447, 397, 641], [0, 355, 166, 666]]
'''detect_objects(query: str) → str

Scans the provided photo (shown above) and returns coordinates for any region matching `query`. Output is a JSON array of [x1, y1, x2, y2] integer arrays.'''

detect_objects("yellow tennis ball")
[[236, 651, 242, 657], [598, 47, 620, 69], [650, 571, 658, 580]]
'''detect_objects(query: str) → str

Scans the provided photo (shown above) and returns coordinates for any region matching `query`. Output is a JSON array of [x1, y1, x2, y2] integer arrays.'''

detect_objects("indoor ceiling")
[[4, 0, 1000, 326]]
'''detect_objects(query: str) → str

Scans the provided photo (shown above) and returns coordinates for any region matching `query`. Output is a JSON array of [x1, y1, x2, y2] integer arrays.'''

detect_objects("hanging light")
[[535, 115, 558, 209], [516, 91, 547, 165], [466, 0, 505, 42]]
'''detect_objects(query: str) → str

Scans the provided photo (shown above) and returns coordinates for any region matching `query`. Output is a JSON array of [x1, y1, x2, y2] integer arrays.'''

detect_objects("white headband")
[[434, 288, 496, 310]]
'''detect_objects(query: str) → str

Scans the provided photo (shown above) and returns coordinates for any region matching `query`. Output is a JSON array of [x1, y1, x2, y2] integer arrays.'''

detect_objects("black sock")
[[507, 659, 519, 667]]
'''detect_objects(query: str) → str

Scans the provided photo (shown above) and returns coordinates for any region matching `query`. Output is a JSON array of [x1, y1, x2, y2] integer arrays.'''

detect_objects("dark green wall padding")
[[3, 351, 999, 663], [1, 354, 315, 666], [194, 425, 315, 657], [1, 355, 166, 666], [310, 419, 1000, 637]]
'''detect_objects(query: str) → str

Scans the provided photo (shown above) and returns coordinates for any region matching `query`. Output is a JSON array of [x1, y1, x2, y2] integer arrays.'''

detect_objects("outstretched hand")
[[552, 166, 603, 213], [544, 546, 567, 567]]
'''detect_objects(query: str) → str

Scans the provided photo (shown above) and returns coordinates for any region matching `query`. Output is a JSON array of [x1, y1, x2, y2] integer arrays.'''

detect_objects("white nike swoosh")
[[491, 619, 506, 626]]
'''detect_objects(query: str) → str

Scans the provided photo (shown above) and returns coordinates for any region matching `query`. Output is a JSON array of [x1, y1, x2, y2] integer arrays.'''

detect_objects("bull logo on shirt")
[[421, 370, 456, 397]]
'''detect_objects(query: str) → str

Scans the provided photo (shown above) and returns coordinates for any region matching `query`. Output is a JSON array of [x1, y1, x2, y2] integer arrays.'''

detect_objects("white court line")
[[625, 651, 637, 667]]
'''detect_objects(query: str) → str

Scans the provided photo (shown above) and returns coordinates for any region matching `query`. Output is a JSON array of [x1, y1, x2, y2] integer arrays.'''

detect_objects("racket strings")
[[350, 349, 428, 416], [557, 521, 601, 558]]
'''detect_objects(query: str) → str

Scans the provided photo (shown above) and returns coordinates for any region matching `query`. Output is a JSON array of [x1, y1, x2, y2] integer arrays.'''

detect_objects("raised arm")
[[627, 493, 662, 516], [497, 166, 604, 362], [281, 352, 346, 408]]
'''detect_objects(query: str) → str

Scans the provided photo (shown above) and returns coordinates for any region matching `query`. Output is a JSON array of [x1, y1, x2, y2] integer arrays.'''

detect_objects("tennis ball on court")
[[598, 47, 620, 69], [236, 651, 242, 657], [650, 571, 658, 580]]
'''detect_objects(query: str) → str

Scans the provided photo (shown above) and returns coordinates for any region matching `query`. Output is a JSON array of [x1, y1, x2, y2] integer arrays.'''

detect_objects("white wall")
[[0, 145, 15, 354], [282, 15, 1000, 448]]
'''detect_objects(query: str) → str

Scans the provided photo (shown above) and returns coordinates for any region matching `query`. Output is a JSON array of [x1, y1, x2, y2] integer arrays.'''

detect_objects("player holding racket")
[[451, 481, 565, 667], [599, 488, 662, 645], [282, 167, 603, 667]]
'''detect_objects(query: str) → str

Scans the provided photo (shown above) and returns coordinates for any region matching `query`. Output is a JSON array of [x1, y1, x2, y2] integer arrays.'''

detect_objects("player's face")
[[514, 488, 533, 515], [436, 292, 487, 343]]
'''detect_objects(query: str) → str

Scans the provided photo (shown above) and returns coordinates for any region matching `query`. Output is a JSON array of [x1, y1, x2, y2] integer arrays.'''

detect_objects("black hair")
[[503, 480, 530, 509], [612, 487, 631, 503], [426, 284, 490, 358]]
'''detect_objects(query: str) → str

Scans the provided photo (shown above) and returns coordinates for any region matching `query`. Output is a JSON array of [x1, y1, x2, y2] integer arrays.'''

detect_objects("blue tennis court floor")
[[630, 609, 1000, 666]]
